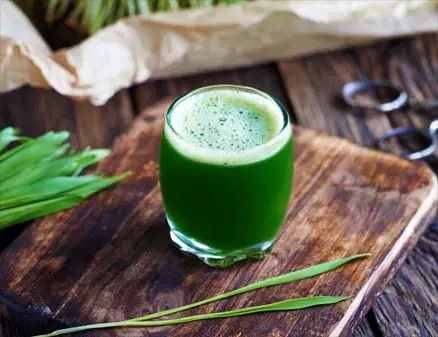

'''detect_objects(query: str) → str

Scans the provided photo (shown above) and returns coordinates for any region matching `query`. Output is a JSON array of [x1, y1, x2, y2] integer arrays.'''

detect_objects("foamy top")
[[165, 86, 291, 165]]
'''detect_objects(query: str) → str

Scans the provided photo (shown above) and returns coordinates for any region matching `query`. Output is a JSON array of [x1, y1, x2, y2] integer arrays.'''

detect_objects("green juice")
[[159, 85, 293, 266]]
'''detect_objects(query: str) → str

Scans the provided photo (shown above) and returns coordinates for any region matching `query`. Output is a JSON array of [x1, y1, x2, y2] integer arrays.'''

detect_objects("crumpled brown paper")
[[1, 0, 437, 105]]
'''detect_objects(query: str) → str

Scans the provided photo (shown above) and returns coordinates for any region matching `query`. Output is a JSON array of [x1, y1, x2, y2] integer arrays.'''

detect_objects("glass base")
[[168, 218, 275, 267]]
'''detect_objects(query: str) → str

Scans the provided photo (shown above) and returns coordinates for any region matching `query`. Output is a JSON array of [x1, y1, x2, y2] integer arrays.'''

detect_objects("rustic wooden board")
[[1, 99, 436, 337], [132, 66, 375, 337], [277, 32, 438, 337]]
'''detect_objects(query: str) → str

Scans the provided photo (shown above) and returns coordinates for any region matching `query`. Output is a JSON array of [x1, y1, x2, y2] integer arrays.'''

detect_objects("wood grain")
[[352, 318, 376, 337], [0, 99, 436, 337], [278, 32, 438, 337], [133, 64, 293, 120], [135, 64, 377, 337], [0, 87, 134, 150]]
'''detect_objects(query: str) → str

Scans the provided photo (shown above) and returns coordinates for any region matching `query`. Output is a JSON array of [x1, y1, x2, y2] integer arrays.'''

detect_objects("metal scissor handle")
[[376, 120, 438, 160], [342, 80, 408, 113]]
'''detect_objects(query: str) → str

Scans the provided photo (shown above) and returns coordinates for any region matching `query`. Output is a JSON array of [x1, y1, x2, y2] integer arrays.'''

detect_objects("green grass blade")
[[131, 253, 370, 321], [0, 176, 101, 210], [1, 157, 82, 193], [87, 0, 106, 34], [101, 0, 118, 28], [32, 296, 349, 337], [198, 0, 214, 7], [217, 0, 245, 3], [126, 0, 138, 15], [72, 148, 110, 175], [144, 296, 350, 324], [44, 143, 71, 162], [188, 0, 198, 8], [16, 0, 247, 34], [0, 140, 31, 163], [46, 0, 61, 21], [67, 0, 87, 22], [57, 0, 72, 18], [0, 138, 33, 163], [0, 142, 60, 183], [0, 195, 82, 230], [0, 128, 126, 230], [0, 146, 108, 192], [114, 0, 128, 22], [68, 172, 131, 199], [167, 0, 180, 10], [0, 131, 68, 164], [136, 0, 151, 15], [0, 127, 17, 138], [156, 0, 165, 10], [0, 173, 129, 228], [0, 127, 20, 153]]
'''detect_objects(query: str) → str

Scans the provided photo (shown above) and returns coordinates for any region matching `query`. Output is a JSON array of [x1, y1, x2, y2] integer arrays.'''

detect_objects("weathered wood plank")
[[133, 64, 293, 119], [0, 87, 134, 150], [373, 227, 438, 337], [352, 317, 378, 337], [0, 98, 436, 337], [278, 32, 438, 337]]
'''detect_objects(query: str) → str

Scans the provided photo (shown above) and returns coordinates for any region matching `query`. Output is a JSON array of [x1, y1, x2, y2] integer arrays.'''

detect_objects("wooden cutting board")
[[0, 100, 436, 337]]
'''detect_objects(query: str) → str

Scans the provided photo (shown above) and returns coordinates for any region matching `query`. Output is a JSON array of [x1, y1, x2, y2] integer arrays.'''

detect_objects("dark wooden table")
[[1, 28, 437, 337]]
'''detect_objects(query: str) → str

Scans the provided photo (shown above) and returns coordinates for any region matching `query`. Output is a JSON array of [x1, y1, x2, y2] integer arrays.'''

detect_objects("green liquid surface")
[[170, 90, 282, 152]]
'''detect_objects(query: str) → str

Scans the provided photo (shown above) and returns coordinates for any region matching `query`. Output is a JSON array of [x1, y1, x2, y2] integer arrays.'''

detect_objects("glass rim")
[[165, 84, 290, 151]]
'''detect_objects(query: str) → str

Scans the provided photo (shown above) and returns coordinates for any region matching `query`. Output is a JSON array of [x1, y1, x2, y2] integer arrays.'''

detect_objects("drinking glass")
[[159, 85, 293, 267]]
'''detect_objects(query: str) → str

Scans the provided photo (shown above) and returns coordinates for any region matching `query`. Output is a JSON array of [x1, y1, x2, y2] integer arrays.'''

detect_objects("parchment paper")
[[1, 0, 437, 105]]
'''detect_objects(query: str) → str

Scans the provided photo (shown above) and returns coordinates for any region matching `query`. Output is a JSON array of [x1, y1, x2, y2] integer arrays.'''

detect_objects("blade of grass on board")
[[0, 173, 130, 229], [70, 172, 131, 198], [70, 149, 110, 175], [0, 132, 69, 179], [33, 296, 349, 337], [44, 143, 71, 162], [0, 195, 83, 229], [0, 149, 109, 193], [129, 253, 370, 321], [0, 176, 101, 210], [0, 135, 35, 163], [0, 142, 61, 183], [0, 127, 20, 153]]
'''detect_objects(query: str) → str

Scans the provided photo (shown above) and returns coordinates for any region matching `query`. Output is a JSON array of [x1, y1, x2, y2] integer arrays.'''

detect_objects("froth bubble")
[[168, 88, 289, 165]]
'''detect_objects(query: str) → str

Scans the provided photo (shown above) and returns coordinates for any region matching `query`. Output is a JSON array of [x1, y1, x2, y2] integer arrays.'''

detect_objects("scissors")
[[341, 80, 438, 160]]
